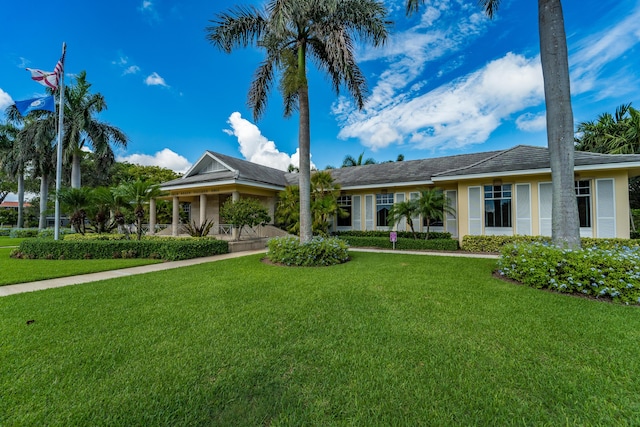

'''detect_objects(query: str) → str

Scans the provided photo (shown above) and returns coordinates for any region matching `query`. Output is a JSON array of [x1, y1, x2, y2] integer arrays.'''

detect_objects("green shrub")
[[267, 236, 349, 267], [15, 237, 228, 261], [9, 228, 39, 238], [63, 233, 130, 241], [498, 242, 640, 305], [340, 236, 458, 251], [37, 228, 75, 239], [334, 230, 451, 240], [462, 235, 640, 253], [0, 228, 11, 236]]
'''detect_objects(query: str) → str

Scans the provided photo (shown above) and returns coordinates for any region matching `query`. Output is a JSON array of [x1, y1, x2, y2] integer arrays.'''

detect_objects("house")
[[157, 145, 640, 241]]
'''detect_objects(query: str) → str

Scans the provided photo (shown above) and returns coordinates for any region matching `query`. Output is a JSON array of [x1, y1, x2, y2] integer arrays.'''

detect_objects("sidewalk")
[[0, 248, 498, 297], [0, 249, 267, 297]]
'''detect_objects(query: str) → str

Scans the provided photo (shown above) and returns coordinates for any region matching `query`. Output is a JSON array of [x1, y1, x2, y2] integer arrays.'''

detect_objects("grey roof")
[[161, 145, 640, 190]]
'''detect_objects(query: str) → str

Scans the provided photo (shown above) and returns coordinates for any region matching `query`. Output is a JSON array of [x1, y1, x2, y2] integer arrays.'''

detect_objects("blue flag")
[[15, 95, 56, 116]]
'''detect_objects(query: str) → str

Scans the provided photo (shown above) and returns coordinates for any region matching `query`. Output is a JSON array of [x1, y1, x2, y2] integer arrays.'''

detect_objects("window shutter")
[[365, 194, 374, 230], [515, 184, 532, 235], [352, 195, 361, 231], [596, 179, 616, 238], [468, 187, 482, 235], [446, 190, 458, 238], [539, 183, 552, 236]]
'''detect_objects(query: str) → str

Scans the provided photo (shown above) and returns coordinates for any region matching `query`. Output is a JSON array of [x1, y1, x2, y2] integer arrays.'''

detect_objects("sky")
[[1, 0, 639, 187]]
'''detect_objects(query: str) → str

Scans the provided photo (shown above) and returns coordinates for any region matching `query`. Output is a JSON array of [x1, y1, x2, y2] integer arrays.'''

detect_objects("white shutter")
[[410, 192, 420, 232], [539, 182, 552, 236], [445, 190, 458, 238], [596, 179, 616, 238], [468, 186, 482, 235], [365, 194, 374, 230], [395, 193, 406, 231], [352, 195, 361, 231], [515, 184, 532, 235]]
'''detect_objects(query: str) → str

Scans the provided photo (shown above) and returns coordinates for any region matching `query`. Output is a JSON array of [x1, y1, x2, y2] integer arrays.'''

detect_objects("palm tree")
[[576, 104, 640, 154], [407, 0, 580, 248], [57, 187, 92, 234], [63, 71, 128, 188], [115, 180, 164, 240], [207, 0, 389, 243], [341, 152, 377, 168], [387, 199, 419, 238], [416, 188, 455, 239], [311, 170, 343, 235], [0, 121, 28, 228]]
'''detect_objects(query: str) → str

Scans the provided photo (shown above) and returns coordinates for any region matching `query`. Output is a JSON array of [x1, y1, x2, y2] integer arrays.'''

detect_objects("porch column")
[[200, 194, 207, 226], [232, 191, 240, 240], [149, 198, 156, 235], [172, 196, 179, 236]]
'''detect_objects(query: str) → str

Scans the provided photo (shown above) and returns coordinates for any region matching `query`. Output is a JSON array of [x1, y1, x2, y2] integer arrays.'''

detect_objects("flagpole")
[[54, 42, 66, 241]]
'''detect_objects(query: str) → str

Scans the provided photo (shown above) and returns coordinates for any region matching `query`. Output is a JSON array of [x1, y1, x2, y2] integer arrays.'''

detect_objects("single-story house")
[[156, 145, 640, 241]]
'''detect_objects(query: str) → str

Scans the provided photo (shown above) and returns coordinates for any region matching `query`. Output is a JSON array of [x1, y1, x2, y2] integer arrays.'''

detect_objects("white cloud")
[[123, 65, 140, 75], [336, 53, 544, 151], [139, 0, 160, 22], [117, 148, 192, 174], [224, 112, 315, 171], [516, 112, 546, 132], [0, 88, 13, 111], [145, 72, 168, 87]]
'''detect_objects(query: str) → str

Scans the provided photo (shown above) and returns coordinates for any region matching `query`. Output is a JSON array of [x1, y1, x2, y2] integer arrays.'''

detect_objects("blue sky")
[[1, 0, 639, 178]]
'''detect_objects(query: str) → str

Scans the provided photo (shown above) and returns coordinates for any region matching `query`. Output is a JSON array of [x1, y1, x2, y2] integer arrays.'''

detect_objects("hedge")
[[9, 228, 39, 238], [13, 238, 228, 261], [462, 235, 640, 253], [340, 236, 459, 251], [333, 230, 452, 240], [267, 236, 349, 267]]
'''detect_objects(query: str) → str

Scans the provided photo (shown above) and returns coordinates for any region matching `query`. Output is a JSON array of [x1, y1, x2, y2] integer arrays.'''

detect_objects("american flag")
[[26, 47, 66, 90]]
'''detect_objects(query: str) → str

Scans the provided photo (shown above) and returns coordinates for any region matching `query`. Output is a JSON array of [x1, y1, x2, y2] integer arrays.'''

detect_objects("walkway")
[[0, 248, 498, 297]]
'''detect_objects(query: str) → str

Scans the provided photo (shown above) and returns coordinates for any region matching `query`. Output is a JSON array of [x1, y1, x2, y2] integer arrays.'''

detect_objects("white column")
[[149, 198, 157, 235], [172, 196, 179, 236], [200, 194, 207, 226], [232, 191, 240, 240]]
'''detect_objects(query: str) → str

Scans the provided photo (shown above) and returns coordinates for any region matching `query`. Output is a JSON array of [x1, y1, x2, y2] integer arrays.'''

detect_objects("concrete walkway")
[[0, 248, 498, 297]]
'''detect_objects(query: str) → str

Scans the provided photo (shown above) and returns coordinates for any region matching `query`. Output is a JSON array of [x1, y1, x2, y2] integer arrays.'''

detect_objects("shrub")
[[37, 228, 75, 239], [15, 237, 228, 261], [334, 230, 451, 240], [498, 242, 640, 305], [267, 236, 349, 267], [462, 235, 640, 253], [9, 228, 39, 238], [340, 236, 458, 251], [63, 233, 130, 241], [0, 228, 11, 236]]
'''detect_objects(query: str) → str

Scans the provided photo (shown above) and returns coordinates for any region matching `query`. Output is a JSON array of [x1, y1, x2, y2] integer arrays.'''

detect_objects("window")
[[376, 193, 394, 227], [180, 202, 191, 223], [575, 180, 591, 228], [337, 195, 351, 227], [484, 184, 512, 228]]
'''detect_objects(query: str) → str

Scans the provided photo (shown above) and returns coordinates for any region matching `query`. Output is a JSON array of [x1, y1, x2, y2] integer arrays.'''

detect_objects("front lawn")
[[2, 252, 639, 425], [0, 248, 162, 286], [0, 236, 26, 247]]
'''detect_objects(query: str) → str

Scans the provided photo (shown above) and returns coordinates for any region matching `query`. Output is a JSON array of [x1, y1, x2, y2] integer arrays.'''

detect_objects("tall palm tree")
[[207, 0, 389, 243], [0, 121, 28, 228], [115, 180, 164, 240], [416, 188, 455, 239], [341, 152, 377, 167], [576, 104, 640, 154], [63, 71, 128, 188], [406, 0, 580, 248]]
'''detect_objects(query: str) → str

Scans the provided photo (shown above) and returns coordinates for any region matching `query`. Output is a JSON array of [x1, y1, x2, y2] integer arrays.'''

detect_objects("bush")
[[63, 233, 130, 241], [15, 237, 228, 261], [334, 230, 451, 240], [267, 236, 349, 267], [0, 228, 11, 236], [462, 235, 640, 253], [37, 228, 75, 239], [9, 228, 39, 238], [340, 236, 459, 251], [498, 242, 640, 305]]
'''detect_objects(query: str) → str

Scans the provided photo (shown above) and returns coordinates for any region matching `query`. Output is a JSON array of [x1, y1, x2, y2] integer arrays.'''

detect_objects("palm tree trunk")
[[17, 172, 25, 228], [39, 175, 49, 230], [297, 44, 313, 244], [539, 0, 580, 249], [71, 152, 82, 189]]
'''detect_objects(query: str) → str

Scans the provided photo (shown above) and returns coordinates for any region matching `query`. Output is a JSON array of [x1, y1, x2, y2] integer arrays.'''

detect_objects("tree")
[[57, 187, 92, 234], [220, 198, 271, 241], [575, 104, 640, 154], [115, 180, 164, 240], [275, 185, 300, 234], [387, 199, 419, 238], [415, 188, 455, 239], [407, 0, 580, 248], [311, 171, 343, 235], [63, 71, 128, 188], [207, 0, 389, 243], [341, 152, 377, 167], [0, 121, 28, 228]]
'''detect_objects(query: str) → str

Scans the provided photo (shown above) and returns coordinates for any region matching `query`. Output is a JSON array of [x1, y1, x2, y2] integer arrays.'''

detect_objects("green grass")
[[0, 236, 26, 247], [2, 252, 639, 425], [0, 247, 162, 286]]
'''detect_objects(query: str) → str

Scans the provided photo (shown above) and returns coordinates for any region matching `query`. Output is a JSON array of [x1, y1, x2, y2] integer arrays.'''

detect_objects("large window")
[[337, 195, 352, 227], [376, 193, 394, 227], [484, 184, 512, 228], [575, 180, 591, 228]]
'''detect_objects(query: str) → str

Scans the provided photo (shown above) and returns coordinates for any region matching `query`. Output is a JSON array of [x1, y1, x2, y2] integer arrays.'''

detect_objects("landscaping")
[[2, 251, 639, 425]]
